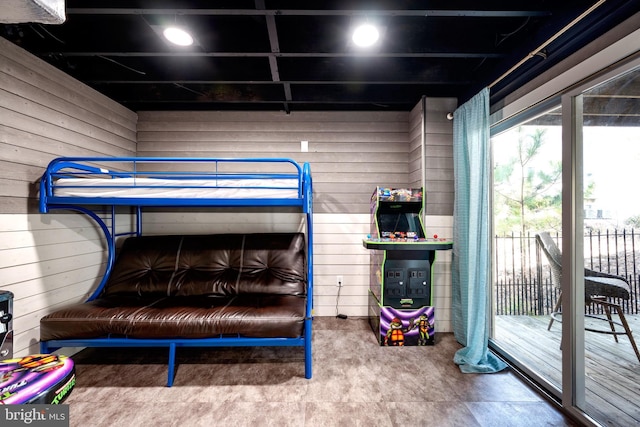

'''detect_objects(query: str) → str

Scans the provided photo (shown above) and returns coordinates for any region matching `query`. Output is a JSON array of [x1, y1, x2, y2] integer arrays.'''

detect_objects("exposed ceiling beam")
[[66, 8, 552, 18], [119, 99, 416, 105], [43, 52, 507, 59], [255, 0, 291, 113], [87, 80, 472, 85]]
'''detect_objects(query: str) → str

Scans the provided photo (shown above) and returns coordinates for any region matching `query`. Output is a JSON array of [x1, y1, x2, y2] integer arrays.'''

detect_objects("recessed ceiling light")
[[352, 24, 379, 47], [163, 27, 193, 46]]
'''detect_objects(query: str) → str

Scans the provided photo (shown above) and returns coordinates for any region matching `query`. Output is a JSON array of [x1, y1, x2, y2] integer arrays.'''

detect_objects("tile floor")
[[64, 317, 577, 426]]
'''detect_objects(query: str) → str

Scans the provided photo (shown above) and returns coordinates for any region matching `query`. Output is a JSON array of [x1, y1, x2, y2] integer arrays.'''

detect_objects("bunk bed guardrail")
[[39, 157, 309, 212]]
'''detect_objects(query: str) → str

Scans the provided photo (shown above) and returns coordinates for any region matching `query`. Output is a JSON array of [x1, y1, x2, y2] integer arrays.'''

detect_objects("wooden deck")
[[494, 314, 640, 427]]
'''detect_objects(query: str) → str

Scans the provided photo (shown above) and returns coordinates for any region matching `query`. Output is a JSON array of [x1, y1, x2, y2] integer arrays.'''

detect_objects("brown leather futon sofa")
[[40, 232, 310, 384]]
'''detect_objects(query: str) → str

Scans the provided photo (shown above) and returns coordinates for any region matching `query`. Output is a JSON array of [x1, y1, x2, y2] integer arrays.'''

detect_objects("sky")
[[492, 125, 640, 225]]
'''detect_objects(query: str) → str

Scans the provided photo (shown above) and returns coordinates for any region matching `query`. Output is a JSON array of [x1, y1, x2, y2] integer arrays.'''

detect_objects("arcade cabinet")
[[363, 187, 452, 346], [0, 290, 76, 405], [0, 290, 12, 358]]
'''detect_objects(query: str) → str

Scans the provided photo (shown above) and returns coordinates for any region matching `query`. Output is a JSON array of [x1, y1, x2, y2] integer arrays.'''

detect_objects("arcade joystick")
[[433, 234, 438, 239]]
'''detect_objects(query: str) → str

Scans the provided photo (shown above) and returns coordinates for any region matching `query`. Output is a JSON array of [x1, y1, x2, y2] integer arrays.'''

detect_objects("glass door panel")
[[491, 106, 563, 394], [578, 65, 640, 426]]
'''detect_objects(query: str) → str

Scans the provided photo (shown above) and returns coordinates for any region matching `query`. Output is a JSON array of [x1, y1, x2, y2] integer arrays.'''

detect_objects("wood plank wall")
[[138, 109, 455, 323], [408, 97, 456, 215], [408, 99, 455, 329], [0, 37, 456, 356], [137, 110, 412, 214], [0, 38, 137, 356], [137, 110, 410, 318]]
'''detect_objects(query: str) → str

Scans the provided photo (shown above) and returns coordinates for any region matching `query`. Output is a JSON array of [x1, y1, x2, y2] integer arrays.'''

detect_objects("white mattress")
[[52, 178, 300, 199]]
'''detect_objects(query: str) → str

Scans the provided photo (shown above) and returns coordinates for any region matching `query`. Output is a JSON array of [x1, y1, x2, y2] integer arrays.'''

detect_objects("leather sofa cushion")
[[40, 294, 305, 341], [103, 233, 307, 297]]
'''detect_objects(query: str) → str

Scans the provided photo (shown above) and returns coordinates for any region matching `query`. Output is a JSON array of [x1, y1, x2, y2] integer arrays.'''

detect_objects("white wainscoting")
[[142, 211, 453, 330], [1, 210, 452, 357], [0, 213, 134, 357]]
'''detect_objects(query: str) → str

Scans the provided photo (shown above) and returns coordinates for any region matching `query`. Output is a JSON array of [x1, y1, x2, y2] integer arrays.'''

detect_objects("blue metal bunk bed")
[[38, 157, 313, 383]]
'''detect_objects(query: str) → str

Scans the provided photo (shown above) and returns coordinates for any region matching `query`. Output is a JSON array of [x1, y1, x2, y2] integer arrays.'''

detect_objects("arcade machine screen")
[[377, 205, 425, 239]]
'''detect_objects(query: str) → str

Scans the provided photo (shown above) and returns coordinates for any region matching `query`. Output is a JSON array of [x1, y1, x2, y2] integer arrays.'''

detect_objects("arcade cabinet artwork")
[[363, 187, 452, 346], [0, 291, 75, 405], [0, 291, 12, 359], [0, 354, 75, 404]]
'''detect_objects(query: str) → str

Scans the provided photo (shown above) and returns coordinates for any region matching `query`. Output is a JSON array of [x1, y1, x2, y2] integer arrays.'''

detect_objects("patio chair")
[[536, 232, 640, 362]]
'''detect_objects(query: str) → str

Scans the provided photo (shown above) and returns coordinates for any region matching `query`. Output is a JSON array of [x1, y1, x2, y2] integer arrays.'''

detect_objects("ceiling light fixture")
[[163, 27, 193, 46], [352, 23, 379, 47]]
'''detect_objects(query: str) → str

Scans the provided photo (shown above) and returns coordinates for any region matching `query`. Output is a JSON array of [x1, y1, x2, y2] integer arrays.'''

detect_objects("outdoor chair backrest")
[[536, 231, 631, 301], [536, 232, 563, 290]]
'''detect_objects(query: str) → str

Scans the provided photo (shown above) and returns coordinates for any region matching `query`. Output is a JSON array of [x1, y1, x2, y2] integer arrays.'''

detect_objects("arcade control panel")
[[363, 235, 452, 308], [362, 235, 453, 251]]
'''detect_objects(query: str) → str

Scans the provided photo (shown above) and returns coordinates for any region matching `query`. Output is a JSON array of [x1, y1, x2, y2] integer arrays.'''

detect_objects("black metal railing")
[[494, 229, 640, 316]]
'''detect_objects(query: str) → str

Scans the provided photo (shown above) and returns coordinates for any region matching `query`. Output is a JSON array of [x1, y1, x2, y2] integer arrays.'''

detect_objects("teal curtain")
[[452, 88, 507, 373]]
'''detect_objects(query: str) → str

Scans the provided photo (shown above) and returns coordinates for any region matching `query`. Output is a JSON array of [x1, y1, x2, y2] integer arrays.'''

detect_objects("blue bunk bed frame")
[[38, 157, 314, 384]]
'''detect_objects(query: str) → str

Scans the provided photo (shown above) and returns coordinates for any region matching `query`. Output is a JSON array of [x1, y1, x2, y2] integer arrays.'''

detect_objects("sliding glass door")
[[490, 60, 640, 426], [570, 63, 640, 426]]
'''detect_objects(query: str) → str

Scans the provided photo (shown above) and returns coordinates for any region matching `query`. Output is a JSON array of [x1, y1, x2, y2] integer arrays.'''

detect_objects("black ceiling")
[[2, 0, 638, 113]]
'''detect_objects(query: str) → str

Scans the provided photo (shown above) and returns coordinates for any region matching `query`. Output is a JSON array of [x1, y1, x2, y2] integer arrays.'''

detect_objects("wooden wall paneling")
[[1, 106, 135, 155], [13, 279, 99, 355], [3, 262, 105, 309], [140, 211, 374, 318], [137, 110, 409, 124], [312, 213, 370, 317], [0, 37, 136, 128], [136, 103, 456, 320], [137, 110, 411, 215], [423, 215, 454, 332], [424, 98, 456, 216], [0, 40, 137, 356], [0, 213, 110, 245], [0, 39, 137, 214], [408, 100, 424, 188], [0, 76, 134, 145], [2, 40, 459, 344], [141, 211, 305, 235], [0, 239, 104, 271], [0, 212, 113, 356]]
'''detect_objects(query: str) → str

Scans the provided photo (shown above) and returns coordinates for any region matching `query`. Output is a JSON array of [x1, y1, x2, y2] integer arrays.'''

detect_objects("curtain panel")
[[452, 87, 507, 373]]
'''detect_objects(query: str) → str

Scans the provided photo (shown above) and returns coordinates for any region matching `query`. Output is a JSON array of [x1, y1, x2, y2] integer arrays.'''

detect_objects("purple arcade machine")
[[363, 187, 452, 346], [0, 290, 75, 405], [0, 291, 13, 359]]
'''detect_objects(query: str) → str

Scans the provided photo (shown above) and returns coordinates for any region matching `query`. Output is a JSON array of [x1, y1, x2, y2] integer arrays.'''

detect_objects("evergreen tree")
[[493, 127, 562, 236]]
